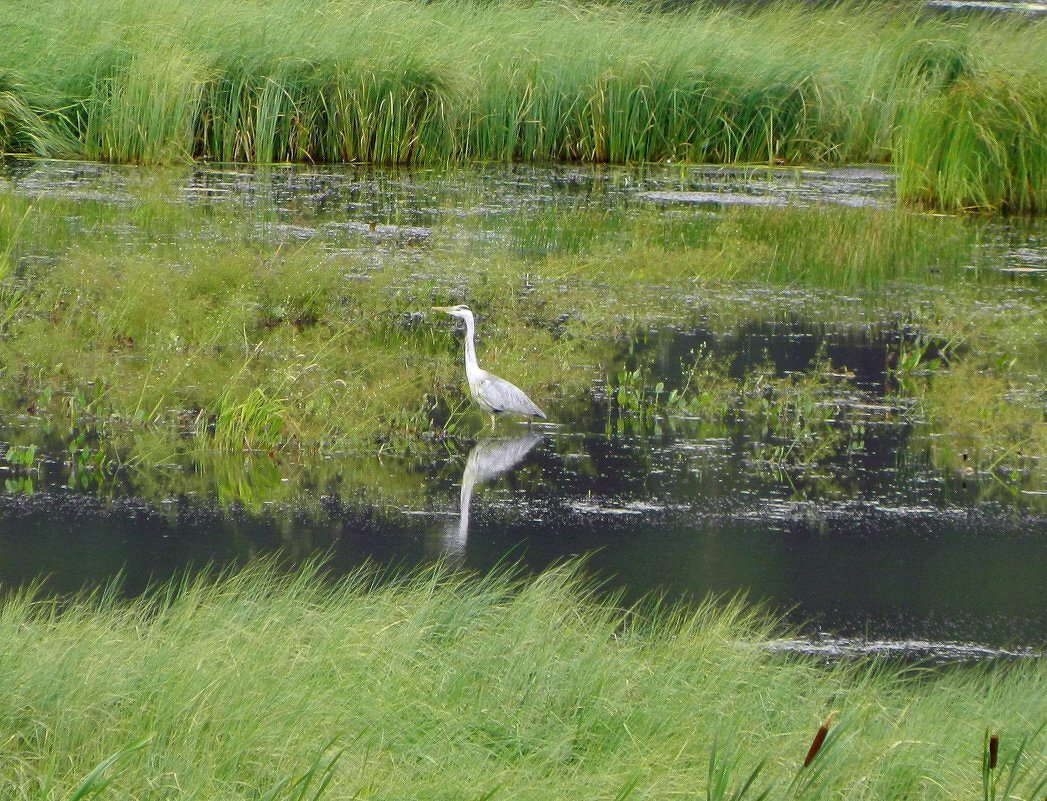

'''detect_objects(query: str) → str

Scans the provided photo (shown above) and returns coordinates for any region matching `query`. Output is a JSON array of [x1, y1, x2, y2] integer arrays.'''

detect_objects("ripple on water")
[[765, 636, 1043, 664]]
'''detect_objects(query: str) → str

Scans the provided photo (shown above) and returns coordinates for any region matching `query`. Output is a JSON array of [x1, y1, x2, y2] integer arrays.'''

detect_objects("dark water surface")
[[1, 159, 1044, 659], [2, 412, 1043, 654]]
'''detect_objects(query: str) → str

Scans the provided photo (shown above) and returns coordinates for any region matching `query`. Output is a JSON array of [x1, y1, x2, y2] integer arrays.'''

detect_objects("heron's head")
[[432, 304, 473, 322]]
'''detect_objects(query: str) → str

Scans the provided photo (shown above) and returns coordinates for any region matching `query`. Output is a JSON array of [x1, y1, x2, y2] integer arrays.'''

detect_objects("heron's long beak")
[[431, 306, 453, 314]]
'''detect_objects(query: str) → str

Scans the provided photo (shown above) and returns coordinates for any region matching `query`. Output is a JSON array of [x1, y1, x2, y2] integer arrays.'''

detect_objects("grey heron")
[[432, 304, 547, 428]]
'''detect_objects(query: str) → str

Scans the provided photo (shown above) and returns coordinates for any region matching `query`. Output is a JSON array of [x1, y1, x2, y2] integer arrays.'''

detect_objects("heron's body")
[[433, 305, 546, 427]]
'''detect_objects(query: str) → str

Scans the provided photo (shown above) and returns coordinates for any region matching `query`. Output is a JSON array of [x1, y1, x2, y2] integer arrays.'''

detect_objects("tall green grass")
[[896, 75, 1047, 212], [0, 561, 1045, 800], [1, 0, 1045, 210], [0, 72, 77, 156]]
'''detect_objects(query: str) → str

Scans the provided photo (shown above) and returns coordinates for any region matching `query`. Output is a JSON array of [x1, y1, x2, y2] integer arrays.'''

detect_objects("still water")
[[1, 159, 1044, 658]]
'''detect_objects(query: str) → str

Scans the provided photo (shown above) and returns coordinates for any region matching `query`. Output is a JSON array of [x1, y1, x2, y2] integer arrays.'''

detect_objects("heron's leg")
[[488, 413, 497, 429]]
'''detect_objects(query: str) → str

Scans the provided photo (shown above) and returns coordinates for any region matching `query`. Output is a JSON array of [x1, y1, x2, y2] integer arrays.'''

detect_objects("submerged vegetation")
[[0, 0, 1045, 211], [1, 562, 1046, 800]]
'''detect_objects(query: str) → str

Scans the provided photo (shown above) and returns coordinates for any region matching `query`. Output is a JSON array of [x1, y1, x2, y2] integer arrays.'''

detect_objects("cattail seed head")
[[803, 712, 837, 768]]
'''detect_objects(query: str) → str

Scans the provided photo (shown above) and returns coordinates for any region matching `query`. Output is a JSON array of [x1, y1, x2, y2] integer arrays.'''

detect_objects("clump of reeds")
[[0, 72, 77, 156], [1, 0, 1045, 211], [896, 74, 1047, 212]]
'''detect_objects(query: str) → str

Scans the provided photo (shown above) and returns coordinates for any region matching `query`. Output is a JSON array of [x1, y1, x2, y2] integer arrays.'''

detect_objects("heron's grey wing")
[[476, 372, 546, 418]]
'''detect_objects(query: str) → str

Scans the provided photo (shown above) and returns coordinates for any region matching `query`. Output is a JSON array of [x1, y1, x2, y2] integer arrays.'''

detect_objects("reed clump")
[[896, 74, 1047, 212], [0, 561, 1045, 800], [1, 0, 1045, 211], [0, 73, 72, 157]]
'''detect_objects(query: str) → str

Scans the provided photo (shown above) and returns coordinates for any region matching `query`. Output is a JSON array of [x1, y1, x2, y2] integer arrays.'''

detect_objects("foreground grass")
[[1, 562, 1045, 800], [1, 0, 1045, 210]]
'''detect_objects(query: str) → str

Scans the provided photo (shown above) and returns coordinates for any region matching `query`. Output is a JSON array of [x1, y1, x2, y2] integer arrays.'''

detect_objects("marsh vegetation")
[[1, 0, 1046, 211], [0, 161, 1043, 634], [1, 163, 1042, 488], [1, 1, 1045, 795], [0, 87, 1045, 801]]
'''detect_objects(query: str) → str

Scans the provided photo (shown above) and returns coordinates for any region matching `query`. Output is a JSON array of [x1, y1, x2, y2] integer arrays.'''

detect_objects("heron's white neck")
[[460, 311, 481, 381]]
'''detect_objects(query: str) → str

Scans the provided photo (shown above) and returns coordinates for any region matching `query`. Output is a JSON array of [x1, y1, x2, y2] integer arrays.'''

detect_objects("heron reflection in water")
[[441, 433, 544, 555]]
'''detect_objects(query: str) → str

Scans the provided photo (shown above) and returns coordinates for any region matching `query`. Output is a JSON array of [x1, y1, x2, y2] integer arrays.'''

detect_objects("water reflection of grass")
[[2, 561, 1045, 799]]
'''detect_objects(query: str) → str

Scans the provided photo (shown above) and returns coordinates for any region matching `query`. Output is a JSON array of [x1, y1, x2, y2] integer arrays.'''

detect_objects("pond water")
[[1, 158, 1044, 660]]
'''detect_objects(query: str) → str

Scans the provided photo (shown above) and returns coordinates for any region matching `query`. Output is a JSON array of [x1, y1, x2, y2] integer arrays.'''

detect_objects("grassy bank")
[[0, 0, 1045, 211], [1, 561, 1045, 800]]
